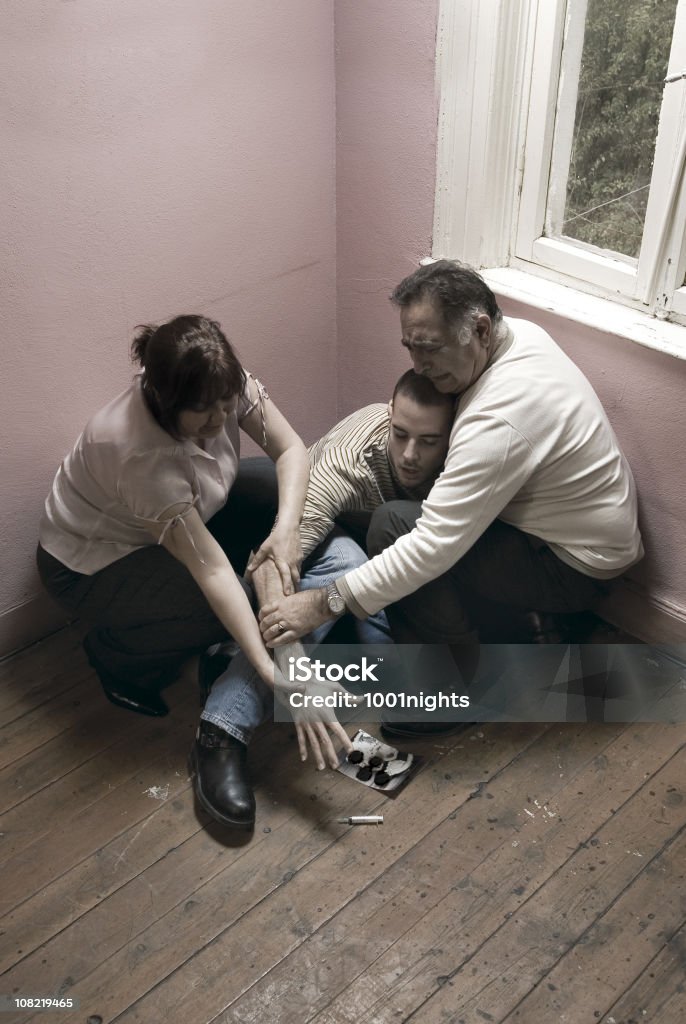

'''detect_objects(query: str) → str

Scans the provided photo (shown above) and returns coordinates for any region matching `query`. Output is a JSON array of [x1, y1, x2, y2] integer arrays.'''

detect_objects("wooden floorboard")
[[599, 922, 686, 1023], [0, 627, 684, 1024], [0, 631, 88, 728], [303, 724, 685, 1024]]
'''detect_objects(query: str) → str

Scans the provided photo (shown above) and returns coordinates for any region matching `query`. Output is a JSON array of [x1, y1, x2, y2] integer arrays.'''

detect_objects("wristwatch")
[[326, 580, 346, 616]]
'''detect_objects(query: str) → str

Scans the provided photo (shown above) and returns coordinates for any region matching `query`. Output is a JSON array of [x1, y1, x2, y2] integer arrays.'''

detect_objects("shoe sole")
[[83, 635, 169, 716], [102, 688, 168, 717], [187, 749, 255, 831]]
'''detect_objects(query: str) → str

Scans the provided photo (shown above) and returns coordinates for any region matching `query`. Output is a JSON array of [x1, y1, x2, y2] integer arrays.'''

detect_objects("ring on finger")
[[277, 621, 287, 634]]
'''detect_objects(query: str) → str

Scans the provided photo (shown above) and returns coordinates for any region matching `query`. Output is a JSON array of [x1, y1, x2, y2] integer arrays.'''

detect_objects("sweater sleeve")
[[336, 413, 537, 616], [300, 448, 376, 559]]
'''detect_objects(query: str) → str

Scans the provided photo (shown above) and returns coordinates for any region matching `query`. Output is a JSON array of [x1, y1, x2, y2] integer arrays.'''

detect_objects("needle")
[[337, 815, 384, 825]]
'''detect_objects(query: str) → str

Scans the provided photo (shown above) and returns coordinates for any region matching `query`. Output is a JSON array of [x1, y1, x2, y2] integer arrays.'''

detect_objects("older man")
[[261, 261, 643, 734]]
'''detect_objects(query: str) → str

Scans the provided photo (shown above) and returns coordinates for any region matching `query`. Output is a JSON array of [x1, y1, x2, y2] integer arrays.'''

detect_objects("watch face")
[[327, 584, 345, 615]]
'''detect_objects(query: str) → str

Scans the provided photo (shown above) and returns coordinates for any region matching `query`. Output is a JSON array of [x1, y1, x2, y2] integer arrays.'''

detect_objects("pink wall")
[[4, 0, 684, 653], [335, 0, 441, 411], [1, 0, 336, 654]]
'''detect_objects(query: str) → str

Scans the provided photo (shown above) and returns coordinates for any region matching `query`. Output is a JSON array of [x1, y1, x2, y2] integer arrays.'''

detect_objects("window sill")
[[483, 267, 686, 362]]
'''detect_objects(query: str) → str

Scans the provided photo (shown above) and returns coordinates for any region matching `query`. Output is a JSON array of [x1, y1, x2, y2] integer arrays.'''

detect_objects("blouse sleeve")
[[237, 372, 270, 448], [237, 372, 269, 421], [116, 451, 196, 524]]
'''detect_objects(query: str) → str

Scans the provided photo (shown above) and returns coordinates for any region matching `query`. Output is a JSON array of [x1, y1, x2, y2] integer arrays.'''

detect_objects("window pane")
[[560, 0, 678, 259]]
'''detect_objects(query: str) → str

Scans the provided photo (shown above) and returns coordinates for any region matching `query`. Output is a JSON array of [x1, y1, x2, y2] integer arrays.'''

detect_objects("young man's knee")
[[367, 501, 421, 556], [324, 531, 370, 573], [301, 530, 369, 582]]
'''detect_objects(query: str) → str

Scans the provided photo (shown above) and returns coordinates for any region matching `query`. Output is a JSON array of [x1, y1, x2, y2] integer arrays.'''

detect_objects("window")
[[434, 0, 686, 339]]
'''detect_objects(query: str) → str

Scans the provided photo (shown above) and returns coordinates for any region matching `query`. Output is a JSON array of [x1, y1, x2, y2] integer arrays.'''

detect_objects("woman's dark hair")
[[131, 315, 246, 437]]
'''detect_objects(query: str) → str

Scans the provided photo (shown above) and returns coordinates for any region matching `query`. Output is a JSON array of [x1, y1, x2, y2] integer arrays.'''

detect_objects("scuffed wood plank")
[[0, 687, 185, 815], [0, 718, 278, 969], [0, 698, 197, 893], [0, 720, 334, 975], [0, 673, 99, 771], [600, 922, 686, 1023], [85, 726, 547, 1024], [5, 730, 399, 1024], [0, 628, 83, 717], [497, 832, 686, 1021], [229, 723, 623, 1024], [3, 624, 681, 1024], [374, 735, 686, 1024]]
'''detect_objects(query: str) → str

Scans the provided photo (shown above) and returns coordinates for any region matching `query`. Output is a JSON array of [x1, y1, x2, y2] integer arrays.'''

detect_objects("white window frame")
[[433, 0, 686, 354]]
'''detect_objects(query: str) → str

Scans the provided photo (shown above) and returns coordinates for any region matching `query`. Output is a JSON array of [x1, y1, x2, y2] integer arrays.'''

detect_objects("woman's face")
[[176, 394, 237, 442]]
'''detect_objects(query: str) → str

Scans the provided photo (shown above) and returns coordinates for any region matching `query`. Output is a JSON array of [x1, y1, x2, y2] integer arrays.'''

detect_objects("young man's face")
[[387, 392, 454, 490]]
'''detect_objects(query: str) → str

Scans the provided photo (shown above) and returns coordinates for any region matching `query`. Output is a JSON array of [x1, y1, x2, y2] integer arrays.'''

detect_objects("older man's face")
[[400, 299, 491, 395]]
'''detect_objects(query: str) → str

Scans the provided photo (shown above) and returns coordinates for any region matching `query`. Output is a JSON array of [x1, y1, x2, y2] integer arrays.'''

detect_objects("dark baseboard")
[[0, 594, 69, 661], [598, 580, 686, 645], [1, 578, 684, 661]]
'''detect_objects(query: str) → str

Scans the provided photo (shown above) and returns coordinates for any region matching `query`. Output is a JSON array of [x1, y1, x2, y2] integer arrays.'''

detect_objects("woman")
[[38, 314, 304, 704], [37, 315, 346, 826]]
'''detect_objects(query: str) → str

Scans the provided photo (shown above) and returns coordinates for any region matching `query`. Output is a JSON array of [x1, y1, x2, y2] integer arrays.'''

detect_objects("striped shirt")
[[300, 404, 433, 558]]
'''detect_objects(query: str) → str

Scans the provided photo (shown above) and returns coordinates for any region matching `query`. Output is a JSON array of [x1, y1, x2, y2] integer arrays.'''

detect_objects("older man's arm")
[[260, 414, 536, 642], [336, 415, 535, 615]]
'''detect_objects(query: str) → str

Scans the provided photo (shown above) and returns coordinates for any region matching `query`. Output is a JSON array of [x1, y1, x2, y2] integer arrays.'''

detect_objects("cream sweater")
[[337, 318, 643, 617]]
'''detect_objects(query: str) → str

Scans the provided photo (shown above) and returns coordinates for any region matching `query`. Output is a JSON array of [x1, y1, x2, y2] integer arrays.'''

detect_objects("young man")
[[190, 371, 456, 827], [298, 369, 456, 560]]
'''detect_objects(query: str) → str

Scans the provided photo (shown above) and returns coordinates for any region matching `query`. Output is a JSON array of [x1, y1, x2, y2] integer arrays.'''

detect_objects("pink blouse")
[[39, 374, 261, 574]]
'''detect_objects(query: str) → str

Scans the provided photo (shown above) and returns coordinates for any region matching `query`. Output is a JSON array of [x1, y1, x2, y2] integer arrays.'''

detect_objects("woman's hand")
[[247, 526, 303, 594], [273, 662, 357, 770], [259, 588, 332, 647]]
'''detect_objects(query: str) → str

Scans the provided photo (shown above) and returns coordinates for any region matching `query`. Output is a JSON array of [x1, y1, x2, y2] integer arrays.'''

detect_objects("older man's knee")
[[367, 501, 421, 556]]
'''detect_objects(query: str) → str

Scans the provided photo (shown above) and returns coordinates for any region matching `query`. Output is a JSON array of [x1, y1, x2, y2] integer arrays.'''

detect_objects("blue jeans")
[[201, 529, 391, 745]]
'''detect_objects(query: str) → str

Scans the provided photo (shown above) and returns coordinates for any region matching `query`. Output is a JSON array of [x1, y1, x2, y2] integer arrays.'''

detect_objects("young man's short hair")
[[392, 369, 457, 409]]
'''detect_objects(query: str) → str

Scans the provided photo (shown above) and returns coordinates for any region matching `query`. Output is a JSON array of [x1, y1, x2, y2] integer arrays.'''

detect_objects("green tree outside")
[[562, 0, 678, 258]]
